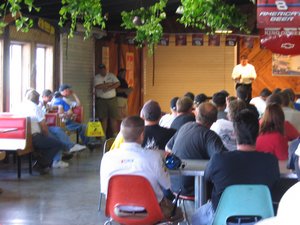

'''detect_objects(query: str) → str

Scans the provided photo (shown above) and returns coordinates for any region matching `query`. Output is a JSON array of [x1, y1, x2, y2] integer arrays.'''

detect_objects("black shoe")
[[32, 162, 50, 175], [62, 152, 74, 161]]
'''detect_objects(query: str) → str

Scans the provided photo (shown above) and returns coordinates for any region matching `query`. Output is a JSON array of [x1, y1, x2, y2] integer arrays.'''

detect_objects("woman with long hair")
[[256, 103, 289, 160]]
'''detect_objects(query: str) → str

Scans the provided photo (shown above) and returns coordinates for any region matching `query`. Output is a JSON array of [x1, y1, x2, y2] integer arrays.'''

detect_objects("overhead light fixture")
[[215, 29, 233, 34], [176, 6, 184, 14]]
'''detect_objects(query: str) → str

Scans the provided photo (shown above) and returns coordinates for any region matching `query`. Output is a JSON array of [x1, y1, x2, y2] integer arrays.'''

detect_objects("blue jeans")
[[32, 133, 64, 167], [192, 201, 215, 225], [48, 126, 74, 150], [48, 126, 75, 162], [65, 120, 90, 145]]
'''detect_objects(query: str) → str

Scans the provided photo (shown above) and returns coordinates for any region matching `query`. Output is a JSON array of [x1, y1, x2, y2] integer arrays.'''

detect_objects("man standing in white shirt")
[[94, 64, 120, 137], [232, 54, 257, 101]]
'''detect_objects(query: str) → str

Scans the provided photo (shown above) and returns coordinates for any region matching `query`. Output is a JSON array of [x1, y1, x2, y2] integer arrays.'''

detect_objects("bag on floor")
[[85, 119, 105, 137]]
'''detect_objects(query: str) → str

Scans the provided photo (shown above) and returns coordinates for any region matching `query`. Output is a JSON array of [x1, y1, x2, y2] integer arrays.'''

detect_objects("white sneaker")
[[69, 144, 86, 153], [52, 160, 69, 168]]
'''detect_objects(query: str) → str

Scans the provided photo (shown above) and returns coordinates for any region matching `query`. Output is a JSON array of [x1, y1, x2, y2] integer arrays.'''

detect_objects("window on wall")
[[36, 45, 53, 94], [9, 43, 30, 112]]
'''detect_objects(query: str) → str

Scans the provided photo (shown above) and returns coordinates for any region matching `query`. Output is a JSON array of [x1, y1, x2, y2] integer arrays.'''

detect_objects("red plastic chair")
[[104, 174, 164, 225]]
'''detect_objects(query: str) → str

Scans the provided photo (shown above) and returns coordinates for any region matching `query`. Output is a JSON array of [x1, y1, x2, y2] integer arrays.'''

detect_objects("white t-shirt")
[[232, 63, 257, 84], [16, 100, 44, 134], [159, 113, 176, 128], [250, 96, 266, 118], [94, 72, 119, 99], [210, 119, 236, 151], [282, 107, 300, 132], [100, 142, 171, 202]]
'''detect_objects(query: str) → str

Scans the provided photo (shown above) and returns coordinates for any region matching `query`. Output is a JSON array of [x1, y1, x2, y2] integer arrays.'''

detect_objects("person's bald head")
[[195, 102, 218, 128], [121, 116, 145, 143]]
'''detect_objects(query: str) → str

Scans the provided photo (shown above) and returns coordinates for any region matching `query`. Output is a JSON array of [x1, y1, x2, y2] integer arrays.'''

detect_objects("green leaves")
[[0, 0, 39, 34], [178, 0, 249, 34], [59, 0, 106, 39], [121, 0, 168, 54]]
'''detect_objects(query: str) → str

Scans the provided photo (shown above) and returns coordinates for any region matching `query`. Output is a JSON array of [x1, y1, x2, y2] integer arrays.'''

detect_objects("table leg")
[[194, 175, 206, 210]]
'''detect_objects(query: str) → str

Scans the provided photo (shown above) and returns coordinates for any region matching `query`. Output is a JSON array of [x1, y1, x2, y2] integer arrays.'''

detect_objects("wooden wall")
[[240, 37, 300, 97]]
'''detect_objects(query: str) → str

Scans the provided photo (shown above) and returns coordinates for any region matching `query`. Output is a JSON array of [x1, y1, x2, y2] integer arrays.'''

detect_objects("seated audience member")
[[273, 88, 282, 94], [236, 85, 259, 118], [192, 109, 280, 225], [18, 89, 67, 172], [39, 89, 58, 113], [256, 182, 300, 225], [184, 91, 195, 101], [212, 91, 228, 120], [211, 99, 246, 151], [250, 87, 272, 118], [280, 91, 300, 132], [170, 96, 195, 131], [256, 104, 289, 161], [140, 100, 176, 150], [100, 116, 183, 222], [287, 138, 300, 180], [53, 84, 92, 146], [194, 93, 208, 108], [40, 89, 86, 155], [166, 102, 227, 196], [282, 88, 296, 108], [266, 93, 299, 141], [159, 97, 179, 128]]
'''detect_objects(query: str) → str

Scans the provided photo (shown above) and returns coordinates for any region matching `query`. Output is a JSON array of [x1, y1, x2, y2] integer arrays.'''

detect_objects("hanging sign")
[[158, 35, 170, 46], [260, 28, 300, 55], [257, 0, 300, 28], [225, 35, 238, 46], [208, 35, 220, 46], [192, 34, 204, 46], [175, 35, 187, 46]]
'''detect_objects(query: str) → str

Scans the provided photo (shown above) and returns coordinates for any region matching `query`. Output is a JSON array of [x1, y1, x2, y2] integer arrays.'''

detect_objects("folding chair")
[[98, 137, 116, 211], [213, 184, 274, 225], [104, 174, 164, 225]]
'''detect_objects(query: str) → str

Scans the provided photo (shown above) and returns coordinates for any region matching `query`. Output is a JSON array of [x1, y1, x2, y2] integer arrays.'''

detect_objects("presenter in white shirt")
[[232, 54, 257, 101]]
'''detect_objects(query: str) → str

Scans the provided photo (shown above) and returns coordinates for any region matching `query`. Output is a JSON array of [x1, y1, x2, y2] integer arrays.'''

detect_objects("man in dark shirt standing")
[[116, 68, 132, 121], [192, 109, 280, 225], [166, 102, 227, 196]]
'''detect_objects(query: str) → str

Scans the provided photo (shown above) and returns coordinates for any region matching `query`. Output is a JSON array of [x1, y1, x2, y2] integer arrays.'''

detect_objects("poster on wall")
[[257, 0, 300, 28], [225, 35, 237, 46], [272, 54, 300, 76], [126, 52, 134, 87]]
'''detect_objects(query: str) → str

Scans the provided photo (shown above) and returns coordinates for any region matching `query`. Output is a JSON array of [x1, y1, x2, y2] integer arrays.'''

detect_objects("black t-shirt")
[[205, 150, 280, 210], [170, 114, 195, 131], [167, 122, 228, 195], [142, 124, 176, 150], [116, 77, 129, 98]]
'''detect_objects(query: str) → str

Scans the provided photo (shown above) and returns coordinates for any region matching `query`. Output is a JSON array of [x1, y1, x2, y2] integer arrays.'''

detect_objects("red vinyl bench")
[[0, 116, 33, 178]]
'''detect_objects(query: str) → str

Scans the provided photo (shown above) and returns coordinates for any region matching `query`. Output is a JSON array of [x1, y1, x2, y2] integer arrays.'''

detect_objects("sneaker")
[[52, 160, 69, 168], [69, 144, 86, 153]]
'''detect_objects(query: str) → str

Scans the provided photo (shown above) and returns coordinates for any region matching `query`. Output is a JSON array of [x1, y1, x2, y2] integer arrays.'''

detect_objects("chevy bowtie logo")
[[281, 43, 295, 49]]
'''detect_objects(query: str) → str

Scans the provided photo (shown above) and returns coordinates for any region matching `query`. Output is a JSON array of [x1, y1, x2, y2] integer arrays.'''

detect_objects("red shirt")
[[256, 132, 288, 160]]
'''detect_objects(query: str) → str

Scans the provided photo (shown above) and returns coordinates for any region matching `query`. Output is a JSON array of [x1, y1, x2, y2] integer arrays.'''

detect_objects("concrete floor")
[[0, 148, 194, 225], [0, 148, 109, 225]]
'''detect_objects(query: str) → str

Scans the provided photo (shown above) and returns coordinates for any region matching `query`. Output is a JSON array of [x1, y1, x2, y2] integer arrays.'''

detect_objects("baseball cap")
[[98, 64, 106, 69], [59, 84, 71, 92], [170, 97, 179, 110]]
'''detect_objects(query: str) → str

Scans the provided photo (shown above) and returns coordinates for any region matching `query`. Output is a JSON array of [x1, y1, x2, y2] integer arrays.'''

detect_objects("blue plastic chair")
[[212, 184, 274, 225]]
